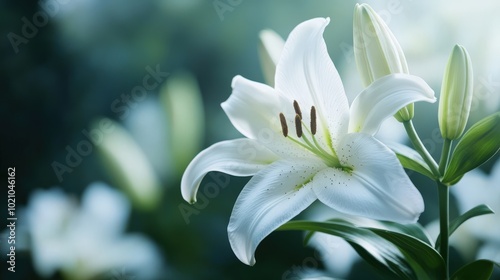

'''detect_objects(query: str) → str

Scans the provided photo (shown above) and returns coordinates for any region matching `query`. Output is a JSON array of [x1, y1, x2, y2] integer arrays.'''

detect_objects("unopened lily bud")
[[258, 29, 284, 87], [93, 118, 162, 210], [438, 45, 474, 140], [353, 3, 413, 122]]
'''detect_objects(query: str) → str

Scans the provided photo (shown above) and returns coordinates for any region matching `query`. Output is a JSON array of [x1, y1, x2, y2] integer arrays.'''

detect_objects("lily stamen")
[[293, 100, 302, 119], [279, 113, 288, 137], [310, 106, 317, 135], [278, 101, 341, 167], [294, 114, 303, 138]]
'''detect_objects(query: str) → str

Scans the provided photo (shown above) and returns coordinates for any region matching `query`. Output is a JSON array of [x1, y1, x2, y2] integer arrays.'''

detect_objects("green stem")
[[438, 139, 452, 279], [437, 181, 450, 279], [403, 121, 440, 177], [439, 139, 452, 175]]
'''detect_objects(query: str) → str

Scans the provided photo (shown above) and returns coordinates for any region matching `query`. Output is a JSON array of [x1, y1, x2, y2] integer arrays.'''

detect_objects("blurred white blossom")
[[27, 182, 165, 280]]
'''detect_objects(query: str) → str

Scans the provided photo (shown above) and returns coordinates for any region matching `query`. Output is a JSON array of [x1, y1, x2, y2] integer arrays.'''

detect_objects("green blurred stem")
[[403, 121, 440, 177], [437, 181, 450, 279], [439, 139, 452, 175]]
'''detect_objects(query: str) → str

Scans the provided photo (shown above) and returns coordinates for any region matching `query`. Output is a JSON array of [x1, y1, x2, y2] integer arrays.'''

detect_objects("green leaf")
[[443, 112, 500, 184], [376, 221, 433, 246], [386, 142, 436, 179], [280, 220, 445, 280], [304, 219, 432, 246], [451, 259, 495, 280], [436, 204, 495, 250], [369, 228, 445, 280]]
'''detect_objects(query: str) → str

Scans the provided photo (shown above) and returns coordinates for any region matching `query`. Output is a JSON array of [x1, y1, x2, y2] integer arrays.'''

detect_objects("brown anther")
[[310, 106, 317, 135], [294, 114, 303, 138], [293, 100, 302, 119], [279, 113, 288, 137]]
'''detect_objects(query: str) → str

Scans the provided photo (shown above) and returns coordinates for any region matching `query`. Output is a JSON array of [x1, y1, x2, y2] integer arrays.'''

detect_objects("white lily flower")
[[27, 183, 164, 280], [181, 18, 435, 265]]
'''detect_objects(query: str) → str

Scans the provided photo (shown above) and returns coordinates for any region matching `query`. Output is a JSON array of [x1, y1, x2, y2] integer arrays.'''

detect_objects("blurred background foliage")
[[2, 0, 499, 279]]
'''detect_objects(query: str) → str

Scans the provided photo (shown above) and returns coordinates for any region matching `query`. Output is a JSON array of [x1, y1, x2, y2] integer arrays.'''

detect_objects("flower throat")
[[278, 100, 347, 170]]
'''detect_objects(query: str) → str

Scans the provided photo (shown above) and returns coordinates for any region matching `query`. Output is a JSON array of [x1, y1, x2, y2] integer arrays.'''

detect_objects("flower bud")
[[258, 29, 284, 87], [438, 45, 474, 140], [93, 118, 162, 210], [353, 3, 413, 122]]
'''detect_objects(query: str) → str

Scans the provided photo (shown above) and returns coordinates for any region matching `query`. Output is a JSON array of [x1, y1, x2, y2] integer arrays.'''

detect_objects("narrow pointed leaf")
[[451, 259, 495, 280], [443, 112, 500, 184], [304, 218, 432, 247], [280, 220, 447, 279], [369, 228, 445, 280], [386, 142, 436, 179], [435, 204, 495, 250], [302, 220, 406, 280], [376, 221, 433, 246]]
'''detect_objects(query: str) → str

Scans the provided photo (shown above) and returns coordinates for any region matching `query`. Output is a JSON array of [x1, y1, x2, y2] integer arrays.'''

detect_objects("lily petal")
[[275, 17, 350, 146], [222, 75, 281, 140], [313, 133, 424, 223], [348, 74, 435, 135], [222, 76, 310, 159], [181, 138, 279, 203], [228, 159, 325, 265]]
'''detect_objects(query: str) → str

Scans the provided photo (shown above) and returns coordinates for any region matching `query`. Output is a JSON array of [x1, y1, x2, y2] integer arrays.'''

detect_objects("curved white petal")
[[258, 29, 285, 86], [228, 159, 325, 265], [181, 138, 279, 203], [222, 75, 281, 140], [348, 74, 435, 135], [222, 76, 310, 159], [275, 17, 350, 147], [313, 133, 424, 223]]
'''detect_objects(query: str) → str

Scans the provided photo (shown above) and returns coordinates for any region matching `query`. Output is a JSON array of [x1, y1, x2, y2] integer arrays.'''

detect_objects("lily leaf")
[[385, 142, 436, 179], [451, 259, 497, 280], [376, 221, 433, 246], [443, 112, 500, 185], [303, 218, 432, 246], [280, 220, 445, 280], [436, 204, 495, 250], [369, 228, 445, 280]]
